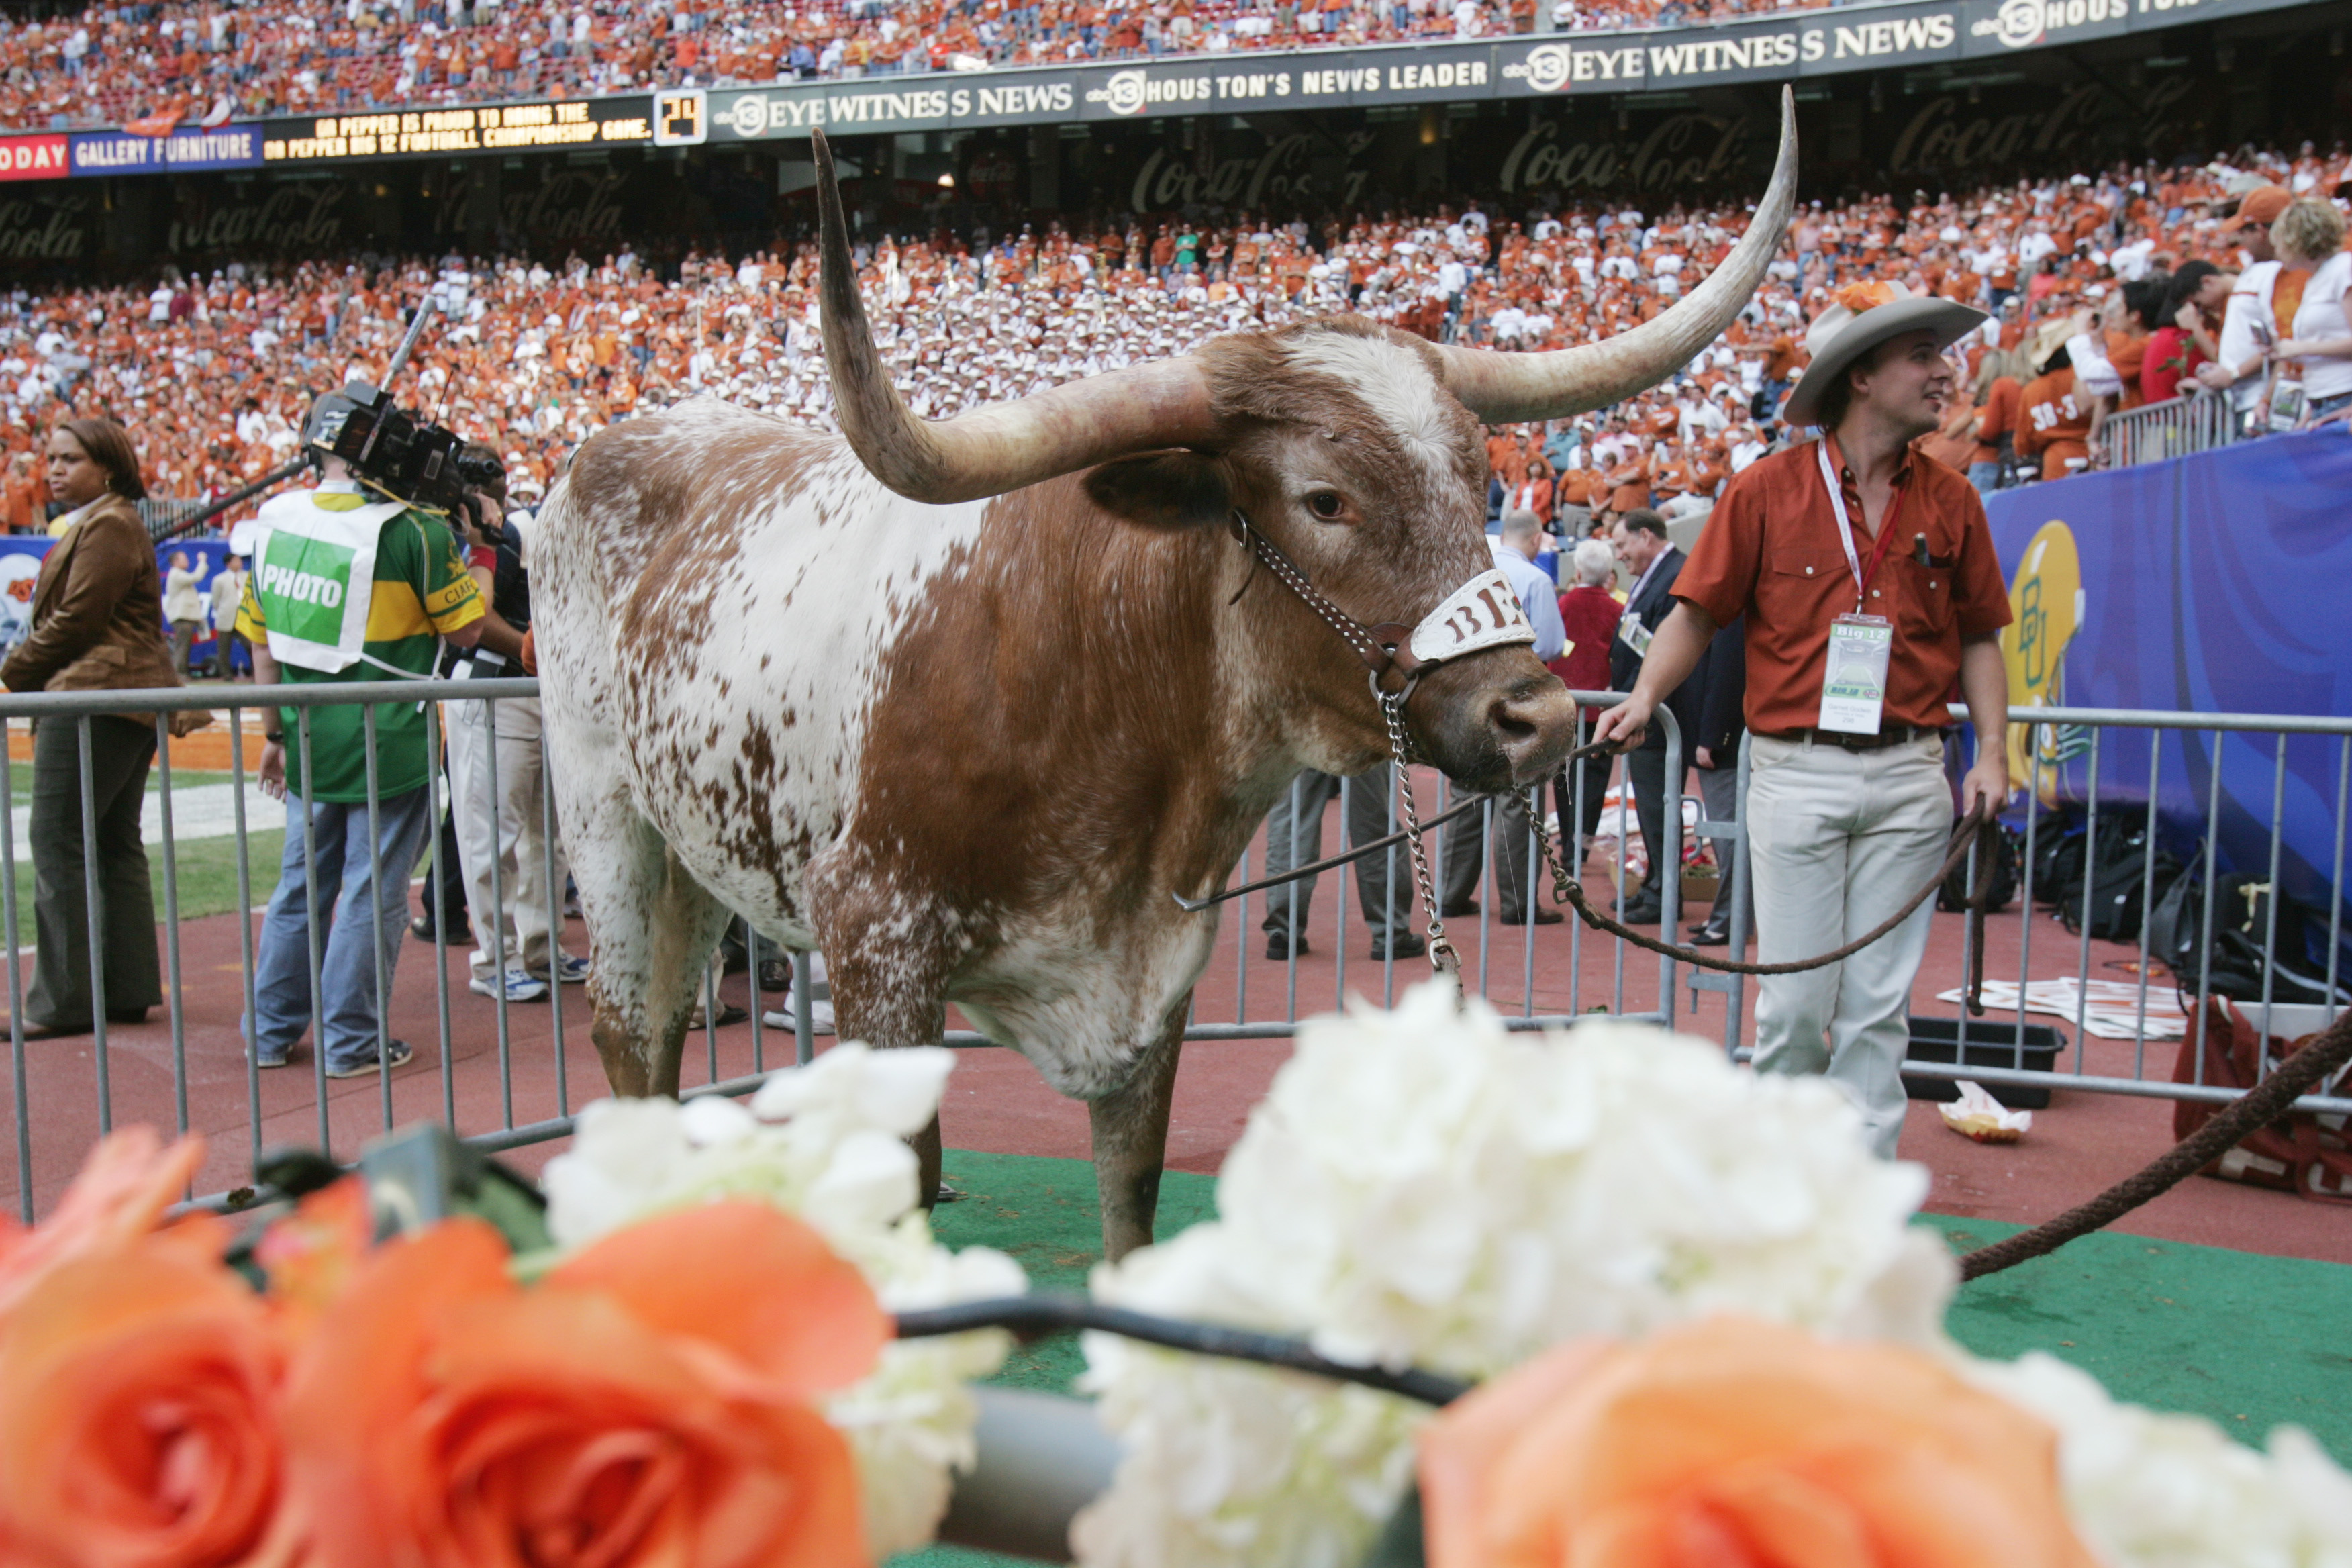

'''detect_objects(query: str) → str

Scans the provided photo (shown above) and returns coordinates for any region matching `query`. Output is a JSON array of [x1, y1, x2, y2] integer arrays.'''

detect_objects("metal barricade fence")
[[7, 677, 2347, 1220], [2104, 389, 2241, 470], [0, 677, 1692, 1218], [1712, 705, 2351, 1119]]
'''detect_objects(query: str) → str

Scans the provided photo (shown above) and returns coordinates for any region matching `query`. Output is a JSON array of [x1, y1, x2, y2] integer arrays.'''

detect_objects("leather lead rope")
[[1528, 788, 1995, 1006], [1961, 1010, 2352, 1279], [1218, 507, 1997, 993]]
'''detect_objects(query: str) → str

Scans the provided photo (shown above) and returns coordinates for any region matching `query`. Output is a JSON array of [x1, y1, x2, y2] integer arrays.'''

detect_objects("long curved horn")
[[813, 128, 1218, 505], [1435, 86, 1800, 425]]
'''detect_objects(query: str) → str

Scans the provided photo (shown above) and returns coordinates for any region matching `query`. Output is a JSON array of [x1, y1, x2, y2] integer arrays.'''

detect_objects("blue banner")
[[69, 124, 264, 175], [0, 535, 238, 669], [1988, 429, 2352, 937]]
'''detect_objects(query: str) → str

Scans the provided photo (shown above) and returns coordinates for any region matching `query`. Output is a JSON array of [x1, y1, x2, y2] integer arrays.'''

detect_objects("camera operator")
[[236, 391, 493, 1079], [442, 442, 585, 1006]]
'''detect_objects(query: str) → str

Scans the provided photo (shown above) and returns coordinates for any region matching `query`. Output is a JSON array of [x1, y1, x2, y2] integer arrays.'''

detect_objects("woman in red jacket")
[[1552, 537, 1624, 861]]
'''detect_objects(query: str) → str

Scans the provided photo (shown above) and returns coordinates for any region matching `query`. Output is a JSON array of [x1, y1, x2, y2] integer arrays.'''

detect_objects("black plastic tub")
[[1901, 1017, 2069, 1110]]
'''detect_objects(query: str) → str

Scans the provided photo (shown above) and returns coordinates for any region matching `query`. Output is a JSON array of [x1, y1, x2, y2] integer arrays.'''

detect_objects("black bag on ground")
[[2148, 860, 2351, 1006], [2057, 808, 2180, 942], [2030, 809, 2087, 910], [1939, 820, 2022, 913]]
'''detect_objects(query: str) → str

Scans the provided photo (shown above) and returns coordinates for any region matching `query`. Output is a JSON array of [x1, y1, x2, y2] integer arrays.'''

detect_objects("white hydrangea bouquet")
[[540, 1043, 1027, 1558], [1068, 981, 2352, 1568]]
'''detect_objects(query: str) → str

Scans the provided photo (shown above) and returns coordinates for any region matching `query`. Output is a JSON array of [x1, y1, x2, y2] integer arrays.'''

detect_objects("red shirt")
[[1553, 584, 1622, 714], [1671, 435, 2013, 735], [2141, 325, 2206, 403]]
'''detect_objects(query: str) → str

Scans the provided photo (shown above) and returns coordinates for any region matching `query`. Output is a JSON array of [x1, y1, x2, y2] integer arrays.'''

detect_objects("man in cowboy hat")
[[1591, 282, 2015, 1159]]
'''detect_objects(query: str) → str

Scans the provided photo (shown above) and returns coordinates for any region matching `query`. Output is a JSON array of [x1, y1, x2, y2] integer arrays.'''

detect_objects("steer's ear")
[[1085, 450, 1228, 532]]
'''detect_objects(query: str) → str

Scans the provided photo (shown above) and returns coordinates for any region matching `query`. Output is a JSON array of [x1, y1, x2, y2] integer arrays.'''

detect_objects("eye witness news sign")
[[665, 0, 2288, 141], [0, 0, 2304, 179]]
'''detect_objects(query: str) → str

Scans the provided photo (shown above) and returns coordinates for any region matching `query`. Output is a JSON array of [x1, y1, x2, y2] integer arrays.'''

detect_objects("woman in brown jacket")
[[0, 419, 175, 1036]]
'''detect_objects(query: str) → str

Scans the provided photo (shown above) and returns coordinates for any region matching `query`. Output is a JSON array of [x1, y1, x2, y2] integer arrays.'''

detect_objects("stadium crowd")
[[2, 140, 2347, 535], [3, 0, 1820, 132]]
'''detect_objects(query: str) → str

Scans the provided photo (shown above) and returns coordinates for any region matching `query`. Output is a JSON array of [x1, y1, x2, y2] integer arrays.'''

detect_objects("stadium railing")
[[1, 677, 2344, 1219], [2104, 389, 2241, 470]]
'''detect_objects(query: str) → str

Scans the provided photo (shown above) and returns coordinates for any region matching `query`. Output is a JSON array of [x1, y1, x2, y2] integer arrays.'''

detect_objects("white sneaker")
[[469, 968, 549, 1003], [762, 997, 836, 1034]]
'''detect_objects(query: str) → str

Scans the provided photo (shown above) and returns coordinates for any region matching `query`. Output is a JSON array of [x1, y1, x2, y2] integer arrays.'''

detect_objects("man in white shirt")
[[2200, 186, 2294, 417], [1440, 510, 1569, 928], [1437, 256, 1469, 329]]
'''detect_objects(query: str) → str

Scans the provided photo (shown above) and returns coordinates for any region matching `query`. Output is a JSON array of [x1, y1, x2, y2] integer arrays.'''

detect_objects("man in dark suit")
[[1687, 617, 1749, 946], [1607, 509, 1703, 924]]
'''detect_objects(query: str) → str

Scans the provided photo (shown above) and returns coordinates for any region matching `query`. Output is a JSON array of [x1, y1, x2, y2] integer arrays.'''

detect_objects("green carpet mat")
[[895, 1148, 2352, 1566]]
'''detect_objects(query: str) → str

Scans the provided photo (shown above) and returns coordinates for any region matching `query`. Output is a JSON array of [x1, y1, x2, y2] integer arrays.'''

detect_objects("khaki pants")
[[1746, 732, 1948, 1159], [445, 674, 572, 986]]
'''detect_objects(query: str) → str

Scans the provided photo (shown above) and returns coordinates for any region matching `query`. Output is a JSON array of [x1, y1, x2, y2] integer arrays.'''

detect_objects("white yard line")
[[8, 781, 283, 864]]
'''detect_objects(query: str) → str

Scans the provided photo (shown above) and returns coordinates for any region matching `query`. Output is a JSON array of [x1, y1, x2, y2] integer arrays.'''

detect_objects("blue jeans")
[[244, 786, 430, 1070], [1967, 460, 2002, 496]]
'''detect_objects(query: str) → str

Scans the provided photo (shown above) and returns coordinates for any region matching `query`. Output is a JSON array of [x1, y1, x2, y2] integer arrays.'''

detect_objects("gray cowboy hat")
[[1783, 286, 1988, 426]]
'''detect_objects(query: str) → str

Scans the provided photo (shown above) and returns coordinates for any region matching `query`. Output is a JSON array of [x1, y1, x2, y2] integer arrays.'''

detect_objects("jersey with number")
[[2015, 367, 2090, 481], [236, 504, 484, 803]]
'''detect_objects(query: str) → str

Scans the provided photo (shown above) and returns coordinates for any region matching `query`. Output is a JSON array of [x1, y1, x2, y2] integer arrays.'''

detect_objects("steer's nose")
[[1486, 681, 1581, 787]]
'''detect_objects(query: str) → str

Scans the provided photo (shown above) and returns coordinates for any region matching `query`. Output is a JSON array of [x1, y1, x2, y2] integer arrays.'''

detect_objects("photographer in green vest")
[[234, 391, 509, 1077]]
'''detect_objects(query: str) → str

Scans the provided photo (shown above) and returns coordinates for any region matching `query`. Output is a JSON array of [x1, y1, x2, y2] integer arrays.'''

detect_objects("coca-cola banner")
[[1093, 69, 2201, 205], [0, 189, 93, 260]]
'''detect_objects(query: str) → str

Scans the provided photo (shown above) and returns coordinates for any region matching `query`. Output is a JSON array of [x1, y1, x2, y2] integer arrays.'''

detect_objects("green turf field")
[[3, 829, 283, 949], [893, 1148, 2352, 1567]]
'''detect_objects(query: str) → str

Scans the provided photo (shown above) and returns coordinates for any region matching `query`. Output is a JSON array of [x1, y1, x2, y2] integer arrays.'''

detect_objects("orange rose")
[[282, 1201, 888, 1568], [0, 1236, 294, 1568], [0, 1128, 208, 1316], [1418, 1316, 2099, 1568]]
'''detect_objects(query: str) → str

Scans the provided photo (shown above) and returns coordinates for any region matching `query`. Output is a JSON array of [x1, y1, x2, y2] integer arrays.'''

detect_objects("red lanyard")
[[1816, 438, 1908, 611], [1853, 487, 1906, 602]]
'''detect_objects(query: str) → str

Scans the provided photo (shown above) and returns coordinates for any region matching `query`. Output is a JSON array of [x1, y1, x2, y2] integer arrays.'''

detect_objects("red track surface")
[[3, 859, 2346, 1266]]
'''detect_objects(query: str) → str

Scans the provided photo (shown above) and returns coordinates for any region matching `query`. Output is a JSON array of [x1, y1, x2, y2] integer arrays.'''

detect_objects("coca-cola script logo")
[[0, 193, 91, 260], [1129, 132, 1365, 212], [166, 181, 346, 255], [1500, 113, 1747, 193]]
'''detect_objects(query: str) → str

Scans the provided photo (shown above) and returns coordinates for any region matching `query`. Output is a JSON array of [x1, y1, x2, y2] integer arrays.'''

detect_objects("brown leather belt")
[[1763, 724, 1929, 752]]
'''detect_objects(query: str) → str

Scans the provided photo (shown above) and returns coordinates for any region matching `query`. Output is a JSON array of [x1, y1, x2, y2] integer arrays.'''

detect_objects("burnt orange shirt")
[[1672, 435, 2012, 735], [1971, 377, 2021, 467], [2016, 368, 2090, 481]]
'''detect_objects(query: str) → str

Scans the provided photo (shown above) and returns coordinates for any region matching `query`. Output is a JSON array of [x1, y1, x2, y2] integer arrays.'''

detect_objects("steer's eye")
[[1306, 491, 1346, 520]]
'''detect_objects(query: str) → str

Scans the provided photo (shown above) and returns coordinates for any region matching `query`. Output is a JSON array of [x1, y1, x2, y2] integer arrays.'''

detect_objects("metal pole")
[[230, 707, 261, 1169], [791, 950, 814, 1067], [155, 716, 189, 1137], [3, 726, 28, 1221], [2192, 733, 2226, 1087], [295, 709, 329, 1153], [539, 724, 569, 1112], [481, 691, 513, 1127], [362, 705, 394, 1127], [426, 700, 456, 1129], [78, 716, 110, 1132]]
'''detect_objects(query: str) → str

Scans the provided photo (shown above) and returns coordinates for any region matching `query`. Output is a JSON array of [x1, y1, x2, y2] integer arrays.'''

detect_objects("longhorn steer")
[[534, 97, 1797, 1258]]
